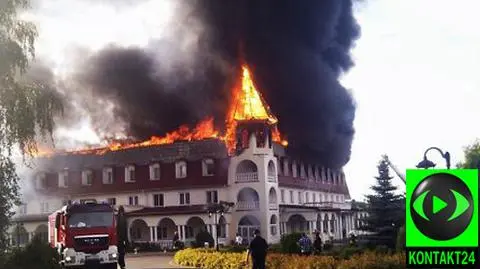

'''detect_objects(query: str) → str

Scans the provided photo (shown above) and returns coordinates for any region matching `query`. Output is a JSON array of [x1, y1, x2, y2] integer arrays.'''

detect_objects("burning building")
[[9, 65, 364, 247]]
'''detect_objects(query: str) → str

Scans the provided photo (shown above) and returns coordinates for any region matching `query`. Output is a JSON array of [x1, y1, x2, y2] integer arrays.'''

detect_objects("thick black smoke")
[[62, 0, 360, 168]]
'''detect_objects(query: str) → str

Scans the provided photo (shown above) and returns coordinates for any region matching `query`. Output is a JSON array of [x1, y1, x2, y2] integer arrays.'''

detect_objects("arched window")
[[150, 163, 161, 180], [267, 160, 276, 182], [270, 215, 278, 235], [202, 159, 215, 176], [125, 165, 136, 182], [175, 161, 187, 179]]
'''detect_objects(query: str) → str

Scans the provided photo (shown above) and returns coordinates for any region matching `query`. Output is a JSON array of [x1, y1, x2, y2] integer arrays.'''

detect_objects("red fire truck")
[[48, 199, 118, 269]]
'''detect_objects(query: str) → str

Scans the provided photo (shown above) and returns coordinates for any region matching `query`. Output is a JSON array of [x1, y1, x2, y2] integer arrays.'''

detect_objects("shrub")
[[2, 236, 61, 269], [323, 240, 334, 251], [195, 231, 215, 248], [338, 246, 364, 259], [174, 248, 406, 269], [268, 243, 282, 253], [374, 244, 389, 254], [221, 245, 247, 253], [279, 233, 302, 254], [337, 251, 405, 269], [396, 225, 405, 252]]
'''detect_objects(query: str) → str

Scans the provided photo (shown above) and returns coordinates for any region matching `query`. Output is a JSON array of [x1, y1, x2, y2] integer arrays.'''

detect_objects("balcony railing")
[[305, 201, 351, 210], [235, 172, 259, 183], [268, 203, 278, 210], [267, 174, 276, 182], [236, 200, 260, 210]]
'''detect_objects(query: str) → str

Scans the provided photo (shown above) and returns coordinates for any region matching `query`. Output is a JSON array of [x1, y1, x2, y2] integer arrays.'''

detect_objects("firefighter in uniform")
[[117, 206, 128, 269]]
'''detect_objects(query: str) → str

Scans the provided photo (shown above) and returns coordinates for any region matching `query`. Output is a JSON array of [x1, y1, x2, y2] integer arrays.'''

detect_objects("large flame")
[[34, 64, 287, 158], [224, 65, 287, 153]]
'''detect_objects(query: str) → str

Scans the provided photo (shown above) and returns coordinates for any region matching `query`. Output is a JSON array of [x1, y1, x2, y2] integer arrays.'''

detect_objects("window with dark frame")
[[206, 190, 218, 204], [153, 194, 164, 207]]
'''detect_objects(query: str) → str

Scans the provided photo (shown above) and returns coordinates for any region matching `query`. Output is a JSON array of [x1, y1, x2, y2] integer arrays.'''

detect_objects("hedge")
[[174, 248, 406, 269]]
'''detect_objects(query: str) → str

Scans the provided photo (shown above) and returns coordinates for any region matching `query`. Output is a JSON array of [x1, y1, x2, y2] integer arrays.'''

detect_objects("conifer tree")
[[362, 158, 405, 248]]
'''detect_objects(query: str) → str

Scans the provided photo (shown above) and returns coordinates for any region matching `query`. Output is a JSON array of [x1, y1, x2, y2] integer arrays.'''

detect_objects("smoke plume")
[[30, 0, 360, 168]]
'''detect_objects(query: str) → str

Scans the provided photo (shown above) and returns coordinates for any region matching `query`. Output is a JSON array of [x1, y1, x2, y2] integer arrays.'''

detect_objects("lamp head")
[[416, 157, 436, 169]]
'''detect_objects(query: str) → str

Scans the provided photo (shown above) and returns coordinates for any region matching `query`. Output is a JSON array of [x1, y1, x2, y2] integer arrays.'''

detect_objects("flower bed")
[[174, 248, 406, 269]]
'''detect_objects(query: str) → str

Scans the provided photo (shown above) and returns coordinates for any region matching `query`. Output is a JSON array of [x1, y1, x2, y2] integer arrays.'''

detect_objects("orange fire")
[[223, 65, 287, 152], [34, 64, 287, 158]]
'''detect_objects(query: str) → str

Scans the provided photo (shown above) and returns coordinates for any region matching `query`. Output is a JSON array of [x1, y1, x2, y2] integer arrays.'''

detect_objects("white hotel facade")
[[9, 123, 368, 248]]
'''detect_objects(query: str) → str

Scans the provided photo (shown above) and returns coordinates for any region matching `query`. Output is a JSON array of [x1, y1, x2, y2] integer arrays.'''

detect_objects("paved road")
[[123, 253, 193, 269]]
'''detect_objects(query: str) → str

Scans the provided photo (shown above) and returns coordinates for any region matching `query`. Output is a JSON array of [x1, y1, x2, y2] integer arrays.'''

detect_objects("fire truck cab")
[[48, 199, 118, 269]]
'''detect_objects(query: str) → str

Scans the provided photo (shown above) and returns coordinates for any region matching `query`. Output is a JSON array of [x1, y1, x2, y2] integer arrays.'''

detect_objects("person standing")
[[246, 230, 268, 269], [172, 231, 180, 250], [116, 206, 128, 269], [298, 233, 313, 256], [235, 233, 243, 246], [313, 232, 322, 254]]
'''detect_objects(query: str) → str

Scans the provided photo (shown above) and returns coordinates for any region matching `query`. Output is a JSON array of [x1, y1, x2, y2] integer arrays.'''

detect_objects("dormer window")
[[283, 159, 289, 176], [150, 163, 161, 180], [175, 161, 187, 179], [307, 165, 314, 180], [300, 163, 306, 178], [277, 158, 282, 176], [202, 159, 214, 176], [292, 162, 297, 178], [103, 167, 113, 184], [36, 173, 47, 189], [58, 170, 68, 188], [82, 170, 93, 186], [321, 167, 327, 183], [125, 165, 136, 182]]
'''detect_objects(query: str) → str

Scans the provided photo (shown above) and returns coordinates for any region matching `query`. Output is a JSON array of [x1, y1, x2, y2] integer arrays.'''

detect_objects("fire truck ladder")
[[382, 154, 406, 185]]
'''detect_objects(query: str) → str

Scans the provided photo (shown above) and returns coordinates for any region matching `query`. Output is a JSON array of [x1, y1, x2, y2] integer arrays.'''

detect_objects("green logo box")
[[406, 169, 478, 247]]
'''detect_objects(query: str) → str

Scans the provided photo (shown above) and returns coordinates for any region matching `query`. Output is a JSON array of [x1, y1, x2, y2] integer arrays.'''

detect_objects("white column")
[[347, 215, 351, 233], [149, 226, 154, 242], [327, 216, 331, 238], [339, 215, 343, 239], [225, 223, 229, 239], [153, 226, 158, 242], [127, 225, 131, 242], [177, 225, 181, 239], [337, 214, 342, 239], [319, 216, 323, 235], [181, 225, 186, 241], [312, 220, 317, 233], [212, 224, 217, 247]]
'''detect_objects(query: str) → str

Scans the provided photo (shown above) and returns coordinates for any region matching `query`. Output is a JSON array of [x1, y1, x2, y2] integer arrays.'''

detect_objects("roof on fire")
[[34, 138, 229, 171]]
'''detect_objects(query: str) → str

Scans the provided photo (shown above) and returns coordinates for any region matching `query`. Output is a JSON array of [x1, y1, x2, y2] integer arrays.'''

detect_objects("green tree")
[[362, 158, 405, 248], [457, 140, 480, 168], [1, 235, 60, 269], [0, 0, 63, 252]]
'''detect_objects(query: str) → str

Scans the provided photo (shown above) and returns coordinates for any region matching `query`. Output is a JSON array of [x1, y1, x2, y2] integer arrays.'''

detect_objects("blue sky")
[[26, 0, 480, 200]]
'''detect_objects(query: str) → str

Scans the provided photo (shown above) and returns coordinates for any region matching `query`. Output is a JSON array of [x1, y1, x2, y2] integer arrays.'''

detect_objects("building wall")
[[11, 139, 359, 247]]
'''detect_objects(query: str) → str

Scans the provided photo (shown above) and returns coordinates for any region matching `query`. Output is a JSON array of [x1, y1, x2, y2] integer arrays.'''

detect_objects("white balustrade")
[[235, 172, 259, 182], [236, 200, 260, 210]]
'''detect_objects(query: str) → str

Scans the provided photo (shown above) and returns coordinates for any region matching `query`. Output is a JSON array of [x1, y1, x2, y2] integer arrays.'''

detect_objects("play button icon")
[[433, 196, 447, 214], [410, 172, 475, 240]]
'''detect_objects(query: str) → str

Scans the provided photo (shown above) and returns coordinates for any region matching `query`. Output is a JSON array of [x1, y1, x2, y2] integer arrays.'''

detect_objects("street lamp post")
[[416, 146, 451, 170], [207, 201, 234, 251]]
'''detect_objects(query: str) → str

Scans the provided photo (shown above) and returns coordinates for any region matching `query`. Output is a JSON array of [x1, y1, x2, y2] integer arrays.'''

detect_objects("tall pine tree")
[[362, 158, 405, 248]]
